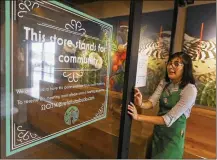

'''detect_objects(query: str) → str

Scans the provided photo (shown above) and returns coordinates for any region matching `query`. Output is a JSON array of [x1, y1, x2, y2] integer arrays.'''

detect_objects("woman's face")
[[167, 57, 184, 83]]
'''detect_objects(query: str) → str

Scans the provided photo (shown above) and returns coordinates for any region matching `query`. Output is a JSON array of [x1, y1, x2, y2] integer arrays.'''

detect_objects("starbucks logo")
[[64, 106, 79, 125]]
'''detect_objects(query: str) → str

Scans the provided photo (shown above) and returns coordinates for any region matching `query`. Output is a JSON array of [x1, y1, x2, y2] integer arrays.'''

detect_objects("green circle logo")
[[64, 106, 79, 125]]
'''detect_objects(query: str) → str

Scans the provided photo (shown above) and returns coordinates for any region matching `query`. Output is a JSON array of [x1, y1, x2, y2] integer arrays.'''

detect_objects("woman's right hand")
[[134, 88, 143, 107]]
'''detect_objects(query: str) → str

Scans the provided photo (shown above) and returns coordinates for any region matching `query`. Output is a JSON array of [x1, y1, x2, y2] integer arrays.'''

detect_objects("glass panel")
[[128, 0, 173, 158], [31, 42, 43, 87], [182, 4, 216, 158], [0, 0, 130, 159], [183, 3, 216, 108]]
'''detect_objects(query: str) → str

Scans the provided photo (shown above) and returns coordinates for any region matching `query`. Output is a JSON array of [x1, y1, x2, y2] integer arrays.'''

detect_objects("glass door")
[[0, 0, 131, 158], [127, 0, 173, 158]]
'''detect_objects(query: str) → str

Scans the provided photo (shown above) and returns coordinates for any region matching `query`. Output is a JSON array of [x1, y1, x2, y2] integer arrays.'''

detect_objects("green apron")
[[151, 85, 186, 159]]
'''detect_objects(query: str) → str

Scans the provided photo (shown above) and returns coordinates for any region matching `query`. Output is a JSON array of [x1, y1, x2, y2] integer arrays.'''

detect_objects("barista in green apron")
[[151, 85, 186, 159], [127, 52, 197, 159]]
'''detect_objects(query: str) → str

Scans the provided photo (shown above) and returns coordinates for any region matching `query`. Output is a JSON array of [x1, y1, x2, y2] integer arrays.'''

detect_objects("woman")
[[128, 52, 197, 159]]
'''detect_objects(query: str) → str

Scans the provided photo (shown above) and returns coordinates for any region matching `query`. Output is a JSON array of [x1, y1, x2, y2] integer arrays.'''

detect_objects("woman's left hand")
[[128, 102, 138, 120]]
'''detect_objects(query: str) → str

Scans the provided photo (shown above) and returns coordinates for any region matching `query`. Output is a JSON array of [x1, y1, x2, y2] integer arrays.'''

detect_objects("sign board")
[[5, 0, 112, 156], [135, 51, 148, 87]]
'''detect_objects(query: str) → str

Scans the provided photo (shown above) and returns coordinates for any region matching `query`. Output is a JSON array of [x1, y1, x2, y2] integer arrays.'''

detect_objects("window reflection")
[[31, 42, 55, 87]]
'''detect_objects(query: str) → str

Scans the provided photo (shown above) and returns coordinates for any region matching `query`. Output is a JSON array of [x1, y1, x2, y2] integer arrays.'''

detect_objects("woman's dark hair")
[[165, 52, 195, 89]]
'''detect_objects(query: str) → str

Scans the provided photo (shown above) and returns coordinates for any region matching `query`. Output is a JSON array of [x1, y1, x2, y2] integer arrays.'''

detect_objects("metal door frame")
[[117, 0, 178, 158]]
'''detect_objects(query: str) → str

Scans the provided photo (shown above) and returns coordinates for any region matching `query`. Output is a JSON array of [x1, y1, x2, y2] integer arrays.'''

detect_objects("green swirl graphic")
[[64, 106, 79, 125]]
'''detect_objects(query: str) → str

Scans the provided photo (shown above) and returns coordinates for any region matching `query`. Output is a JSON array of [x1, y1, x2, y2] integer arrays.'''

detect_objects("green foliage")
[[196, 81, 216, 107], [144, 68, 165, 95], [143, 58, 166, 95], [114, 72, 125, 85], [77, 35, 108, 84]]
